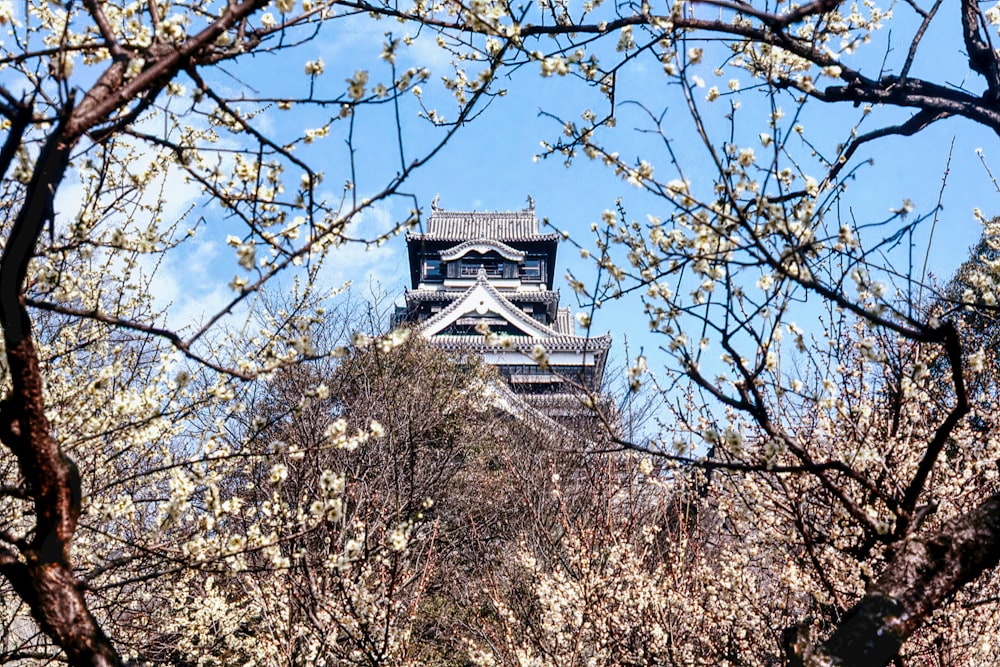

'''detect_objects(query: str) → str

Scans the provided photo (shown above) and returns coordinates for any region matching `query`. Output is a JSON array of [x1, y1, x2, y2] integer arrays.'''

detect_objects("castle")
[[395, 198, 611, 420]]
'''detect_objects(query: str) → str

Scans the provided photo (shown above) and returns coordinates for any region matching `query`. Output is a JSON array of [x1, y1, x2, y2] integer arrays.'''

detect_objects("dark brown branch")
[[0, 111, 123, 665], [82, 0, 130, 60], [0, 542, 120, 666], [0, 114, 73, 348], [147, 0, 161, 35], [801, 493, 1000, 666], [0, 99, 33, 184], [765, 0, 842, 28], [88, 84, 167, 145], [822, 108, 950, 187], [0, 5, 303, 657], [895, 323, 970, 536], [67, 0, 273, 139], [900, 0, 942, 83], [608, 436, 880, 479], [961, 0, 1000, 101], [818, 74, 1000, 132], [523, 8, 1000, 135]]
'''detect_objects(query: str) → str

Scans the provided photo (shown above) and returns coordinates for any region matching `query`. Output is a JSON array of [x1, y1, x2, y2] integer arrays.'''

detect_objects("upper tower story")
[[402, 199, 564, 329], [396, 198, 612, 418]]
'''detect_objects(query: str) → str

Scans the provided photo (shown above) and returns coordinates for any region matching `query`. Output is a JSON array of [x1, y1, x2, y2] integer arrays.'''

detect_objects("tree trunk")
[[791, 494, 1000, 666], [0, 121, 125, 666]]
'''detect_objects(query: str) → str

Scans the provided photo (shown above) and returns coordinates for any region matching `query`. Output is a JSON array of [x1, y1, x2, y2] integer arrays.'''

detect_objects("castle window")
[[521, 259, 543, 282], [459, 258, 504, 277], [423, 259, 444, 280]]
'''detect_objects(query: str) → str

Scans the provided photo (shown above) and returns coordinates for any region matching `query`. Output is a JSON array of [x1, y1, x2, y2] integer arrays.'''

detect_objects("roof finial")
[[431, 194, 441, 210], [525, 194, 535, 210]]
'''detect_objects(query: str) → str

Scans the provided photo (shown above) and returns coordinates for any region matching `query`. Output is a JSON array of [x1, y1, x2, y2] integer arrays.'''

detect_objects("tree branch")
[[895, 323, 970, 536], [821, 108, 950, 189], [23, 297, 255, 379], [800, 493, 1000, 666], [961, 0, 1000, 101], [0, 99, 33, 184]]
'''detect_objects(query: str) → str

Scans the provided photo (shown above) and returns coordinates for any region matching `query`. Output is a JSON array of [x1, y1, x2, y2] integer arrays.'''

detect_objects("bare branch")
[[961, 0, 1000, 101], [807, 493, 1000, 665], [821, 108, 950, 188], [23, 297, 256, 380], [900, 0, 942, 83], [896, 323, 970, 535]]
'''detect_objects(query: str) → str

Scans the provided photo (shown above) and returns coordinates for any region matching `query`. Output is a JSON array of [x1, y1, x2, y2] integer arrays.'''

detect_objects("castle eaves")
[[405, 289, 560, 304], [408, 209, 560, 243], [427, 333, 612, 354]]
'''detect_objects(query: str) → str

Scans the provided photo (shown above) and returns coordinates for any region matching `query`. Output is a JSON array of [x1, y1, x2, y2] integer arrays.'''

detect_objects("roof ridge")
[[475, 276, 567, 338], [480, 378, 585, 442], [440, 238, 527, 262], [406, 289, 559, 298], [411, 206, 556, 242]]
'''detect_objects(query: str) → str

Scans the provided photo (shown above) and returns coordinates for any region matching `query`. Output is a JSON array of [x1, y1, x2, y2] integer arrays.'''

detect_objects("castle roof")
[[405, 288, 561, 305], [440, 239, 527, 263], [408, 207, 560, 243], [417, 272, 611, 356], [400, 199, 612, 423], [476, 379, 596, 441], [427, 334, 612, 354]]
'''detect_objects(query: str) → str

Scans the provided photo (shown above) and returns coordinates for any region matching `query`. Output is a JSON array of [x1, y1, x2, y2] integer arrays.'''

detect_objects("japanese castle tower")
[[396, 198, 611, 419]]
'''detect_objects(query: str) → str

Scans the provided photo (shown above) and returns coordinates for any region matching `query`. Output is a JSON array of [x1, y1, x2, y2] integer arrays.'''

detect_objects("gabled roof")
[[420, 273, 557, 338], [475, 378, 594, 442], [409, 207, 560, 243], [418, 273, 611, 355]]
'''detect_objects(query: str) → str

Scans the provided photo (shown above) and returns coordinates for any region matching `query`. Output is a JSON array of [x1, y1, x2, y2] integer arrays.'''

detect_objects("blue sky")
[[339, 30, 1000, 332], [35, 1, 1000, 390]]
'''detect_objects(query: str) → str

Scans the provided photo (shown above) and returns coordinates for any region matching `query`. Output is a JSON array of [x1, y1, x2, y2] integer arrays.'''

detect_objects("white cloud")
[[317, 200, 407, 297], [401, 31, 455, 73], [144, 237, 235, 334]]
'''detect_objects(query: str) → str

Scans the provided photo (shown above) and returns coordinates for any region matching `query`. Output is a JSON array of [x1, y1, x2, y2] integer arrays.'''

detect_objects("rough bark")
[[0, 116, 124, 666], [788, 494, 1000, 666], [0, 0, 272, 661], [0, 555, 121, 667]]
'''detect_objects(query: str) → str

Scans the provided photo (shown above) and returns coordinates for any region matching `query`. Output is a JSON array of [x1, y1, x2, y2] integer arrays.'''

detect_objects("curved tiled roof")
[[416, 276, 611, 357], [440, 239, 527, 262], [409, 209, 560, 242], [478, 379, 589, 441], [406, 289, 560, 304], [428, 333, 612, 354], [524, 393, 595, 406]]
